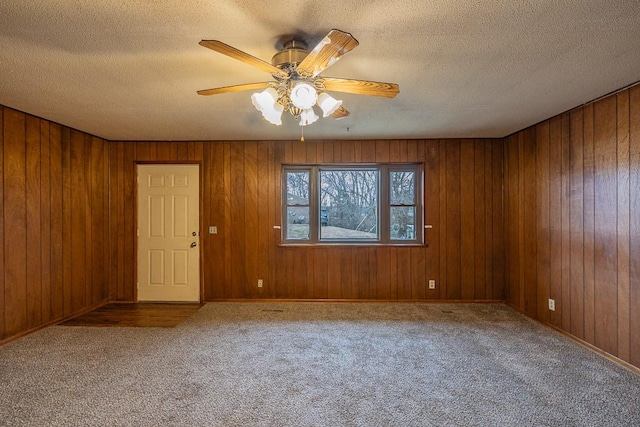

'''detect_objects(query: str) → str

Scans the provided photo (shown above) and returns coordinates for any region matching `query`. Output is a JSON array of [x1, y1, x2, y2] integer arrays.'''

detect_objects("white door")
[[137, 164, 200, 302]]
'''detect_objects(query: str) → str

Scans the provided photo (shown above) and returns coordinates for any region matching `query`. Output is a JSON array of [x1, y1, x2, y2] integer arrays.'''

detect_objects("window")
[[283, 164, 423, 244]]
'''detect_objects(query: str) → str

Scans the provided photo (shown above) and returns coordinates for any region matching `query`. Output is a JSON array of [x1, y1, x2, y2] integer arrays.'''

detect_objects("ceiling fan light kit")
[[197, 29, 399, 131]]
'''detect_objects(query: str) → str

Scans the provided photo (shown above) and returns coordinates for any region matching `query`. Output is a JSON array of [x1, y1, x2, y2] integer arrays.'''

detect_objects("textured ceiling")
[[1, 1, 639, 141]]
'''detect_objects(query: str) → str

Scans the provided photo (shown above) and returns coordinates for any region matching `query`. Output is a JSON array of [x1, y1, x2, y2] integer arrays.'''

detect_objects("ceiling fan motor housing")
[[272, 40, 309, 69]]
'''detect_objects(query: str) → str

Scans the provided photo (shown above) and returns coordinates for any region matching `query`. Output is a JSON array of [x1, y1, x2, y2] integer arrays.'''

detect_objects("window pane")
[[390, 171, 415, 205], [286, 171, 309, 205], [390, 207, 415, 240], [320, 170, 378, 239], [286, 206, 309, 239]]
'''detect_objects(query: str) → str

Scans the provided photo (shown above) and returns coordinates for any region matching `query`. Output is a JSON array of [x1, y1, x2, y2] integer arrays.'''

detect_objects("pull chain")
[[300, 125, 305, 142]]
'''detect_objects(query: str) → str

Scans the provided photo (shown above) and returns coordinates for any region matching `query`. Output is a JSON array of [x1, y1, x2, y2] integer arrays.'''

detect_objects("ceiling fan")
[[197, 29, 399, 129]]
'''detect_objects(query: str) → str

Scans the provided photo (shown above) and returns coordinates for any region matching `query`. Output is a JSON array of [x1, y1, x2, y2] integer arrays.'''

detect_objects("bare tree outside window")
[[320, 170, 378, 239], [390, 171, 416, 240], [287, 172, 309, 200], [285, 171, 309, 240]]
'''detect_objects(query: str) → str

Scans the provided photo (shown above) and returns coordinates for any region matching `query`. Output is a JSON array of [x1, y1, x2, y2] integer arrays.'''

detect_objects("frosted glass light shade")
[[290, 82, 318, 110], [299, 108, 319, 126], [317, 92, 342, 117], [251, 88, 279, 112], [261, 102, 284, 125], [251, 88, 283, 125]]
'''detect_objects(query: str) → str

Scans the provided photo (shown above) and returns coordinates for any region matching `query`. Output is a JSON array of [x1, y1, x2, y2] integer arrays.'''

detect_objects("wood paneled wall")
[[108, 139, 504, 302], [504, 85, 640, 367], [0, 106, 109, 344]]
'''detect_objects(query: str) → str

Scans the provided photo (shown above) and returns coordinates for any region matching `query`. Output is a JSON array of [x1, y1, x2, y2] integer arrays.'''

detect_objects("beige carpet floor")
[[0, 302, 638, 426]]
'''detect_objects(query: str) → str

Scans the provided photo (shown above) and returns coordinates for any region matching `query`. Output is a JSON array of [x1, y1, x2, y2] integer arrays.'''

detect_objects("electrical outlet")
[[208, 226, 217, 234], [428, 280, 436, 289], [548, 298, 555, 311], [257, 279, 263, 288]]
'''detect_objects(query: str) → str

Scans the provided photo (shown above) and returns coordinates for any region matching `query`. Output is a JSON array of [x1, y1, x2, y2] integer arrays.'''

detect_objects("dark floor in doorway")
[[60, 303, 203, 327]]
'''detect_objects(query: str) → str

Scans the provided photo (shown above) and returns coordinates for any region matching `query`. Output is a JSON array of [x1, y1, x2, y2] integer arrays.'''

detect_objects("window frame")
[[281, 163, 424, 246]]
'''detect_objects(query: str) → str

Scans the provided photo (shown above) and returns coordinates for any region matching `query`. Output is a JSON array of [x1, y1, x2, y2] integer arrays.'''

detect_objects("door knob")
[[190, 242, 197, 248]]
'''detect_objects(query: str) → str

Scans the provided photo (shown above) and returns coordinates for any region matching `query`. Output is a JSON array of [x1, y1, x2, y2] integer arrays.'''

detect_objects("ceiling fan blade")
[[199, 40, 286, 77], [320, 77, 399, 98], [197, 82, 271, 96], [296, 29, 359, 78], [330, 105, 350, 119]]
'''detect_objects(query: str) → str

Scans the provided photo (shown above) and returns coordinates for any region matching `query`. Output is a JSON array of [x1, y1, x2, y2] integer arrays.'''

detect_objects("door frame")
[[134, 161, 204, 302]]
